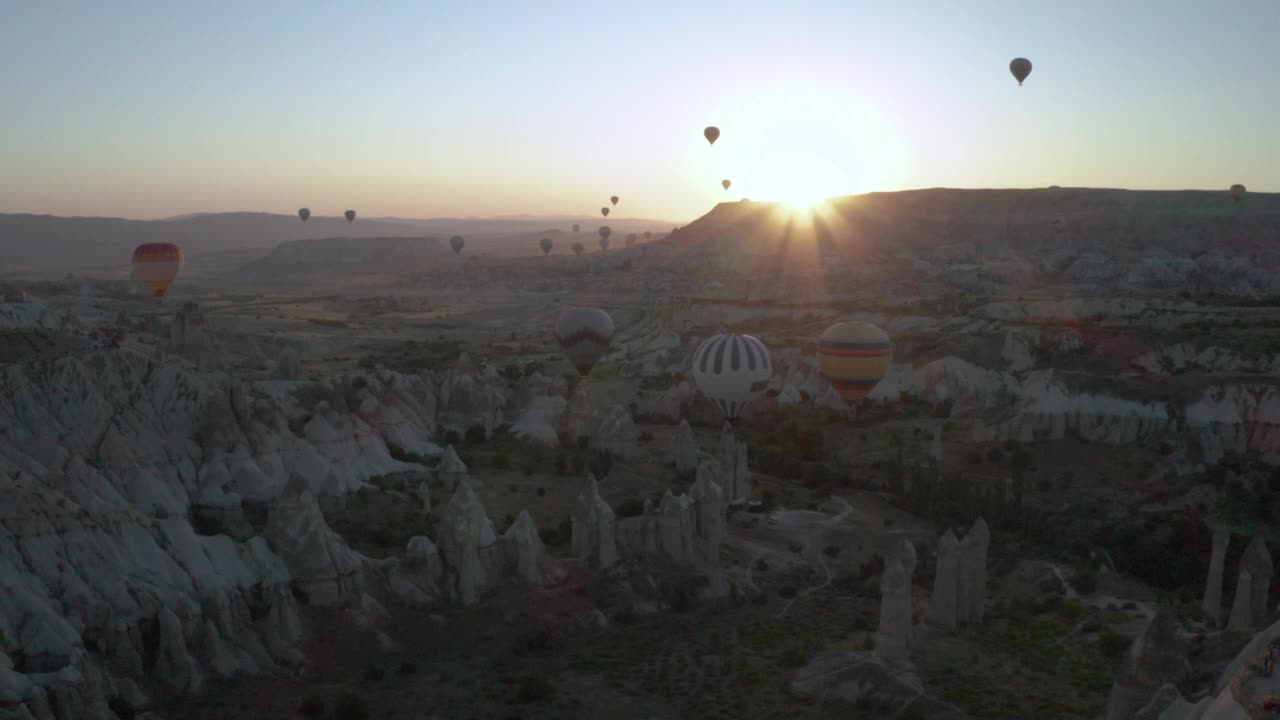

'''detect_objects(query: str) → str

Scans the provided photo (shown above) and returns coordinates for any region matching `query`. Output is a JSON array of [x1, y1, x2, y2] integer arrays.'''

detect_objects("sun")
[[696, 79, 909, 208]]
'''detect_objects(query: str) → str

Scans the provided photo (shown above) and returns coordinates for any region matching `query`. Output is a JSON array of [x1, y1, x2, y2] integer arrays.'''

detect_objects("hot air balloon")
[[626, 234, 636, 247], [1231, 184, 1247, 204], [644, 231, 651, 240], [554, 307, 614, 377], [344, 210, 356, 223], [572, 242, 585, 256], [601, 207, 610, 218], [131, 243, 184, 299], [540, 237, 553, 254], [298, 208, 311, 222], [572, 224, 580, 233], [816, 321, 892, 405], [450, 235, 465, 254], [692, 333, 772, 421], [722, 179, 731, 191], [704, 126, 720, 146], [598, 226, 612, 251], [1009, 57, 1032, 85], [610, 196, 619, 206]]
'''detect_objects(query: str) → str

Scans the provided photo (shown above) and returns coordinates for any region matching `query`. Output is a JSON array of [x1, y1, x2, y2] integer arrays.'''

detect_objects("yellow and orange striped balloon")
[[816, 321, 892, 405], [131, 243, 184, 298]]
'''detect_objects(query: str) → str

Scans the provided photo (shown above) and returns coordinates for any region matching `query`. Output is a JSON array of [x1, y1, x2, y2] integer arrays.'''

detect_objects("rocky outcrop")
[[1104, 608, 1189, 720], [272, 347, 303, 380], [875, 559, 911, 666], [671, 419, 699, 474], [1226, 569, 1254, 633], [926, 530, 959, 630], [571, 475, 618, 569], [789, 651, 964, 719], [1203, 528, 1230, 625], [502, 510, 561, 586], [436, 482, 498, 605], [511, 395, 567, 447], [957, 518, 989, 625], [351, 368, 441, 459], [435, 445, 470, 490], [895, 538, 918, 645], [1244, 536, 1273, 628], [437, 353, 507, 439], [263, 475, 365, 606], [592, 404, 639, 460]]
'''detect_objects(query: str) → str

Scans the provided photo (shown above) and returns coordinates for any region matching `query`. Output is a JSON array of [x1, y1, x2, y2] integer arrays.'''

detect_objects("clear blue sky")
[[3, 1, 1278, 220]]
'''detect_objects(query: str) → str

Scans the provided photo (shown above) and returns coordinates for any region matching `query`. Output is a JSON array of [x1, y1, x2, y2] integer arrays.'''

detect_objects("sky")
[[3, 1, 1279, 221]]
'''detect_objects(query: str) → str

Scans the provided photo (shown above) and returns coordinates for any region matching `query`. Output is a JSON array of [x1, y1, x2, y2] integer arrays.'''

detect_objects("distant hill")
[[0, 211, 679, 275], [243, 236, 443, 279], [0, 212, 423, 274]]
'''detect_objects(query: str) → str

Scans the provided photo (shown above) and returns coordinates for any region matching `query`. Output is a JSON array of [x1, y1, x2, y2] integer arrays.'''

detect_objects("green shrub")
[[332, 691, 369, 720], [492, 452, 511, 470]]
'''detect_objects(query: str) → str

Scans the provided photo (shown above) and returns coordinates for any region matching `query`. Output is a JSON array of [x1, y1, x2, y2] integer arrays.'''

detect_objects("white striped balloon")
[[691, 333, 772, 420]]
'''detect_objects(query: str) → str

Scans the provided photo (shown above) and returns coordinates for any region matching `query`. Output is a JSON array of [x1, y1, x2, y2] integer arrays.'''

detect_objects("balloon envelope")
[[722, 179, 731, 190], [298, 208, 311, 222], [692, 333, 772, 420], [540, 237, 553, 254], [572, 242, 584, 256], [572, 224, 580, 233], [344, 210, 356, 222], [131, 243, 184, 298], [817, 321, 892, 404], [450, 235, 465, 254], [1231, 184, 1247, 202], [610, 195, 619, 206], [704, 126, 720, 145], [555, 307, 615, 376], [601, 207, 610, 217], [1009, 57, 1032, 85], [598, 226, 611, 250]]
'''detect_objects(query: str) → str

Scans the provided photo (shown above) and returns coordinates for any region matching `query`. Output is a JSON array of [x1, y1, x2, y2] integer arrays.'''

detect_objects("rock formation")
[[511, 395, 567, 447], [671, 419, 700, 473], [571, 475, 618, 568], [957, 518, 989, 625], [273, 346, 303, 380], [895, 538, 918, 645], [1244, 535, 1273, 628], [437, 352, 507, 438], [1226, 568, 1254, 633], [263, 475, 365, 606], [926, 530, 960, 630], [436, 482, 498, 605], [503, 510, 560, 586], [688, 464, 727, 565], [592, 404, 640, 460], [1104, 608, 1189, 720], [875, 559, 912, 666], [436, 445, 470, 489], [1202, 528, 1229, 625]]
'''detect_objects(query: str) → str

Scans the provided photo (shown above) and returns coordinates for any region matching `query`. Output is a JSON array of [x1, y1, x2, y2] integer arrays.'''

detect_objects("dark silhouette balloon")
[[610, 195, 619, 206], [704, 126, 720, 145], [722, 179, 731, 191], [540, 237, 553, 254], [1231, 184, 1247, 203], [601, 207, 610, 218], [1010, 57, 1032, 85], [298, 208, 311, 222], [344, 210, 356, 222], [450, 235, 465, 254]]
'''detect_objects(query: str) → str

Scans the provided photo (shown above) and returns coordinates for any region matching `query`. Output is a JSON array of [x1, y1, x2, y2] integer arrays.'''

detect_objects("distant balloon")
[[572, 242, 585, 256], [131, 243, 184, 299], [540, 237, 553, 254], [626, 233, 636, 247], [554, 307, 615, 376], [816, 321, 892, 405], [601, 207, 610, 218], [572, 224, 580, 233], [344, 210, 356, 222], [1231, 184, 1247, 203], [450, 235, 465, 254], [610, 195, 619, 206], [692, 333, 772, 421], [298, 208, 311, 222], [598, 226, 612, 250], [1009, 57, 1032, 85], [704, 126, 720, 146], [644, 231, 651, 240], [722, 179, 731, 191]]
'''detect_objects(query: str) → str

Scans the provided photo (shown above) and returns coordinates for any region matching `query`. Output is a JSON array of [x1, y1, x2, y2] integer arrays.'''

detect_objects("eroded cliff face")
[[0, 350, 561, 720]]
